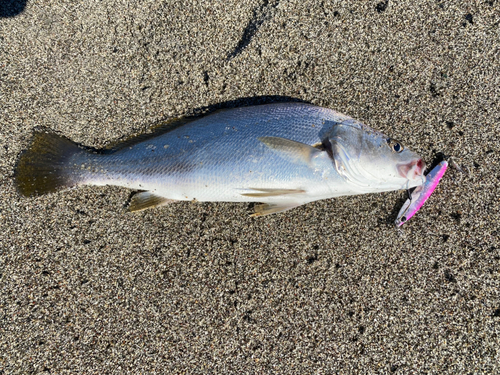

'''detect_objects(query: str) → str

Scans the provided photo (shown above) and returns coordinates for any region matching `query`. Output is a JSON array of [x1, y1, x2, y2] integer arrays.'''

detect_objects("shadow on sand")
[[0, 0, 27, 18]]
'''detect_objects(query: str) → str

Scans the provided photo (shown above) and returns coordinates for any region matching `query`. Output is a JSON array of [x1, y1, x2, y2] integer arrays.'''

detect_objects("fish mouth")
[[397, 158, 426, 180]]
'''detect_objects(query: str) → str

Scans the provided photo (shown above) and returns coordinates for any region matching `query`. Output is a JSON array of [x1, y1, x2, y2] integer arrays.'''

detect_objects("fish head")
[[325, 122, 426, 191]]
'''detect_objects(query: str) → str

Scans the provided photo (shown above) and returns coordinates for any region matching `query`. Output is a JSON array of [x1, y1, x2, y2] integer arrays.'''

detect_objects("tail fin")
[[14, 131, 85, 196]]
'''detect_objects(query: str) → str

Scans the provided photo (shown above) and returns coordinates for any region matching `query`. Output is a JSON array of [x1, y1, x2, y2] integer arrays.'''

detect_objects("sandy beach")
[[1, 0, 499, 373]]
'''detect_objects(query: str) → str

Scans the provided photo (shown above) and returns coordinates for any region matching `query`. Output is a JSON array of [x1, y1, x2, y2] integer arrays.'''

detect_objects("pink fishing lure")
[[395, 161, 448, 227]]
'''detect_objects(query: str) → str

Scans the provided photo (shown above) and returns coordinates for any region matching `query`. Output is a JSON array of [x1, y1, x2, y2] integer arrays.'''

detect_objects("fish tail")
[[14, 131, 87, 197]]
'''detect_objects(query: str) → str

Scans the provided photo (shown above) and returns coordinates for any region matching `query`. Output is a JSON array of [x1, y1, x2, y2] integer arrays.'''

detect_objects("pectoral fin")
[[241, 188, 306, 197], [258, 137, 323, 165], [327, 139, 349, 178], [128, 191, 176, 212], [251, 202, 301, 217]]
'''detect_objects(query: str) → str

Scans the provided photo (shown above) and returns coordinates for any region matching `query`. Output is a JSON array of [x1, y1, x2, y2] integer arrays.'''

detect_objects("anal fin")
[[251, 202, 301, 217], [128, 191, 176, 212]]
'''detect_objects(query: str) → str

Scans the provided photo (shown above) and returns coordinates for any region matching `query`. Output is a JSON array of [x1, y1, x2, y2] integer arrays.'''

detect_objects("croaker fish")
[[15, 103, 426, 216]]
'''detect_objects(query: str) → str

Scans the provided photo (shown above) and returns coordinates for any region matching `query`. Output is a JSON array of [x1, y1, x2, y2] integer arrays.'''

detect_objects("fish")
[[14, 102, 426, 216], [395, 160, 448, 227]]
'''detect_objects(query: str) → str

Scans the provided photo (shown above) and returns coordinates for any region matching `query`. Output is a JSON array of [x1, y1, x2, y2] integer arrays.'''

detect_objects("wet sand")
[[1, 0, 499, 373]]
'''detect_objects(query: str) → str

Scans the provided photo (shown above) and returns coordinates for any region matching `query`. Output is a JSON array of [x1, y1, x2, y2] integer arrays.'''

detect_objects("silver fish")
[[15, 103, 426, 216]]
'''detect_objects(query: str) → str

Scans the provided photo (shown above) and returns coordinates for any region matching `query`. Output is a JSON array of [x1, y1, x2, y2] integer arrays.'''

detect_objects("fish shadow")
[[0, 0, 27, 18], [189, 95, 309, 116]]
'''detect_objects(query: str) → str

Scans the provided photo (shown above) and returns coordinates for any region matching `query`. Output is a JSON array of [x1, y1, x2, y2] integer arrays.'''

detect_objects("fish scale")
[[75, 104, 348, 199]]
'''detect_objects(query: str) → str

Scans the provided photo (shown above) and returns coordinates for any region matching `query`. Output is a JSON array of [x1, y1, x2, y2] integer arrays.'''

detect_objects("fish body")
[[15, 103, 426, 215]]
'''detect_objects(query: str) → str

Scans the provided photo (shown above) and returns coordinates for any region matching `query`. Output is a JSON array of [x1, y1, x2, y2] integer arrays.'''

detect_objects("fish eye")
[[386, 138, 404, 153]]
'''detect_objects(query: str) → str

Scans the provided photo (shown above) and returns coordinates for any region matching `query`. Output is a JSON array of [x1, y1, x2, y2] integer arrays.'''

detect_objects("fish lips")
[[397, 158, 426, 180]]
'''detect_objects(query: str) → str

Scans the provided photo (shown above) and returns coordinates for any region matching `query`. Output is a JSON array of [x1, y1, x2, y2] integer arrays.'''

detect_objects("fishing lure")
[[395, 161, 448, 227]]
